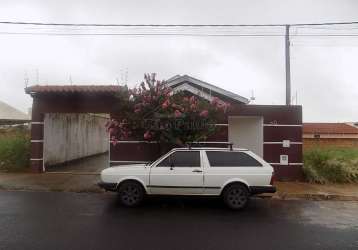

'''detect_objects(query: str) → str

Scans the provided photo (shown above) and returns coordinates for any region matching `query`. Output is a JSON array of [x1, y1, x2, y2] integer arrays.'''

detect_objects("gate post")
[[30, 105, 44, 173]]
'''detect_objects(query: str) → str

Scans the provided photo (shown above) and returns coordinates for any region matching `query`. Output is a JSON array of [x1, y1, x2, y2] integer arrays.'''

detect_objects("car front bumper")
[[250, 186, 276, 195], [98, 181, 117, 192]]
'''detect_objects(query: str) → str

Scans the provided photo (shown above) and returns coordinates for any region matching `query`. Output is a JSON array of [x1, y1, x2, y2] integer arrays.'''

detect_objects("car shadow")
[[104, 194, 276, 217]]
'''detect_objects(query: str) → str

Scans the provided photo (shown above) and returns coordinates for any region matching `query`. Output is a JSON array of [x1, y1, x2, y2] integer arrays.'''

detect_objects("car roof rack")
[[186, 141, 234, 151]]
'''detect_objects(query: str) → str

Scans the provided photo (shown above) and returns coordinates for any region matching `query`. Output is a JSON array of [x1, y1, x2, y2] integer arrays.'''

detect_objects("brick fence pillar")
[[30, 109, 44, 173]]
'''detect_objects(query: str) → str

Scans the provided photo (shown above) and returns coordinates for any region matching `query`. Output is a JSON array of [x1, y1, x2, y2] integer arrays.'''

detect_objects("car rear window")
[[206, 151, 262, 167]]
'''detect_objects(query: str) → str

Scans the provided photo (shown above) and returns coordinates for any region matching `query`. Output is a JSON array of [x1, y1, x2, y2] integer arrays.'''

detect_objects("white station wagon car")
[[99, 147, 276, 209]]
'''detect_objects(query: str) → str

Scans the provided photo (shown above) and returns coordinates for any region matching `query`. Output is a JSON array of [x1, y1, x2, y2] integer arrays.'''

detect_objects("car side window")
[[157, 154, 171, 167], [206, 151, 262, 167], [157, 151, 200, 167]]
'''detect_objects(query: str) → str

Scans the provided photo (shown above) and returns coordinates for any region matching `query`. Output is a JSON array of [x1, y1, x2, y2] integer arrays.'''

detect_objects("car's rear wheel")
[[222, 183, 249, 210], [118, 181, 145, 207]]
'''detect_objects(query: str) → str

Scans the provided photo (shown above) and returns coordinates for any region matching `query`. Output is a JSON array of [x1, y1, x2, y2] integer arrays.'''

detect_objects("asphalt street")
[[0, 191, 357, 250]]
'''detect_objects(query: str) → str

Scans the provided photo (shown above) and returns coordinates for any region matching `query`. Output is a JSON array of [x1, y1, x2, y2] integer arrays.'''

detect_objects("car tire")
[[222, 183, 249, 210], [118, 181, 145, 207]]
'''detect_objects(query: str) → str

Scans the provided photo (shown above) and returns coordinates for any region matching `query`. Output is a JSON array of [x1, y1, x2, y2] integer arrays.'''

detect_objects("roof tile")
[[25, 85, 122, 94], [303, 123, 358, 134]]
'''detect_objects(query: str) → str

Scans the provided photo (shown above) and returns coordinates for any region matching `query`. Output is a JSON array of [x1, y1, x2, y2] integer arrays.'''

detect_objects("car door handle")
[[192, 169, 203, 173]]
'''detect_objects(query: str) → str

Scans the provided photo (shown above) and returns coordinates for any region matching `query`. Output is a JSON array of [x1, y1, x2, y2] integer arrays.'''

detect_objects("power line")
[[0, 32, 285, 37], [2, 31, 358, 37], [2, 20, 358, 37], [3, 20, 358, 37], [0, 21, 292, 27], [1, 20, 358, 27]]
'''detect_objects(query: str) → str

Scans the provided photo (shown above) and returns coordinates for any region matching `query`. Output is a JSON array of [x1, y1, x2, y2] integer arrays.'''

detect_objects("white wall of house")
[[43, 113, 109, 166], [228, 116, 264, 157]]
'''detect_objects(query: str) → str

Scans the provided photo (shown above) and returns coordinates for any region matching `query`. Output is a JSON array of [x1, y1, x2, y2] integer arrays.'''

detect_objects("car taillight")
[[270, 172, 275, 185]]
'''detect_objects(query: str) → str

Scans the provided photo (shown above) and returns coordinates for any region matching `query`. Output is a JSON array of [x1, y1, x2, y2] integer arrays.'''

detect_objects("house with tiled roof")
[[25, 75, 303, 181], [303, 123, 358, 148]]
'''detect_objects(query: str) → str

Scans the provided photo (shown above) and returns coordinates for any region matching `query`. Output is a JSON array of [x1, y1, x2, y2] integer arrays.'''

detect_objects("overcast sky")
[[0, 0, 358, 122]]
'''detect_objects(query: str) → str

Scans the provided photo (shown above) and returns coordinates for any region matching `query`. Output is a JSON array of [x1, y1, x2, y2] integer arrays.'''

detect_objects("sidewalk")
[[0, 172, 103, 193], [274, 182, 358, 201], [0, 172, 358, 201]]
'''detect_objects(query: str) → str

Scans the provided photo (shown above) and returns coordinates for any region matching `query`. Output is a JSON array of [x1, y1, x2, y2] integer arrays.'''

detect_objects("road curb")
[[1, 187, 358, 201], [44, 172, 100, 175], [274, 193, 358, 201]]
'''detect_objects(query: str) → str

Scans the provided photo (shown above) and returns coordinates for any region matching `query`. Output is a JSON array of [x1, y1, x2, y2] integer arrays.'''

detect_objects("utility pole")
[[285, 25, 291, 105]]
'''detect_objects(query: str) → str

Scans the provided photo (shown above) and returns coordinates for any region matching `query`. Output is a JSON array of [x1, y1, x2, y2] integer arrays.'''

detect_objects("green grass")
[[0, 128, 30, 172], [303, 147, 358, 183]]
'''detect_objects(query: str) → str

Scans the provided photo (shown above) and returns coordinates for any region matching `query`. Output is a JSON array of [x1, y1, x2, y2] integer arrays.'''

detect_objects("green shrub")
[[303, 147, 358, 183], [0, 130, 30, 172]]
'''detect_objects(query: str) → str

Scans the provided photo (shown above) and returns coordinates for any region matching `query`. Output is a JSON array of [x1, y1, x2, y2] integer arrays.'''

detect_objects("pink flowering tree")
[[106, 73, 230, 146]]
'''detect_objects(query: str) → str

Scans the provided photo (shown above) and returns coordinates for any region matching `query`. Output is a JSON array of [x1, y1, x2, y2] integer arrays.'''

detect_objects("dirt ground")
[[0, 172, 102, 193]]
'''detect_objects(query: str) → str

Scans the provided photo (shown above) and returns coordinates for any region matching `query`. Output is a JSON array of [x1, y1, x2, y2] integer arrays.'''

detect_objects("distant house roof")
[[0, 100, 30, 125], [25, 85, 122, 95], [303, 123, 358, 135], [166, 75, 249, 104]]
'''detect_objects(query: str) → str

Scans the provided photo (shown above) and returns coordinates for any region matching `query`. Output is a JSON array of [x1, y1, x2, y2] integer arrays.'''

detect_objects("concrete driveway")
[[45, 153, 109, 173]]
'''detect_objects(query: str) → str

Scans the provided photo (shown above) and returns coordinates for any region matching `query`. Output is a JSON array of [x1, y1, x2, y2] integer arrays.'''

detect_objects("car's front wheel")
[[222, 183, 249, 210], [118, 181, 145, 207]]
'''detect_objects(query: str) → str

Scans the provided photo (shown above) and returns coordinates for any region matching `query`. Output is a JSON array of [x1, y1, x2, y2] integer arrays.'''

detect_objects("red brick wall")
[[29, 93, 303, 181], [110, 105, 303, 181], [304, 138, 358, 149]]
